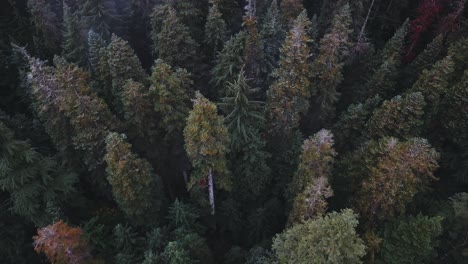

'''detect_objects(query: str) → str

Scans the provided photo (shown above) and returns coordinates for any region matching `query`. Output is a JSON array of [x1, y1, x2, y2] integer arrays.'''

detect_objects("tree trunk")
[[208, 169, 215, 215]]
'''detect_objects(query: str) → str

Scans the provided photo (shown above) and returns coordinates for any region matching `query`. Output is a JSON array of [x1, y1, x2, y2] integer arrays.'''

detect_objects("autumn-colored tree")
[[150, 59, 193, 139], [287, 129, 336, 225], [366, 92, 426, 139], [33, 220, 93, 264], [104, 132, 165, 223], [351, 137, 439, 225], [313, 3, 353, 122], [184, 92, 231, 213], [266, 10, 312, 136]]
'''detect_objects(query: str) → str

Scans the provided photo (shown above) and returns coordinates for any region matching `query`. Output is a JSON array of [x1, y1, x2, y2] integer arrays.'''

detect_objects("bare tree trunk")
[[208, 169, 215, 215]]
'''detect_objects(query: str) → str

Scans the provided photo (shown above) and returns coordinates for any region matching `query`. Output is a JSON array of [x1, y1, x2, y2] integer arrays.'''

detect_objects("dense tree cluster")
[[1, 0, 468, 263]]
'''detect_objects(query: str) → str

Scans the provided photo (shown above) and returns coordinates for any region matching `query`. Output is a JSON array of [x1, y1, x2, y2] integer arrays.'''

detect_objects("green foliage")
[[410, 56, 455, 119], [105, 34, 147, 112], [443, 69, 468, 146], [0, 121, 76, 226], [266, 10, 312, 135], [313, 4, 353, 121], [184, 92, 231, 190], [349, 137, 439, 225], [104, 133, 164, 224], [379, 214, 443, 264], [150, 59, 193, 139], [272, 209, 366, 264], [79, 0, 119, 39], [26, 0, 61, 53], [62, 4, 87, 66], [407, 34, 445, 79], [367, 92, 425, 139], [280, 0, 304, 26], [204, 2, 227, 57], [260, 0, 286, 77], [447, 37, 468, 75], [151, 6, 199, 69], [212, 31, 247, 91], [380, 19, 408, 64], [362, 58, 399, 99]]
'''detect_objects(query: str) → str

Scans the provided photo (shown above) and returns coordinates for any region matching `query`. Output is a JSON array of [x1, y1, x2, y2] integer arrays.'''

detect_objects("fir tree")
[[380, 19, 408, 64], [272, 209, 366, 264], [447, 37, 468, 76], [151, 6, 199, 70], [184, 92, 231, 214], [62, 4, 86, 66], [287, 129, 336, 225], [87, 30, 106, 72], [266, 10, 312, 136], [443, 69, 468, 146], [204, 1, 227, 58], [150, 59, 193, 139], [362, 58, 399, 100], [0, 121, 77, 226], [366, 92, 426, 139], [106, 34, 147, 113], [379, 214, 443, 264], [104, 132, 165, 224], [410, 56, 455, 119], [351, 137, 439, 225], [313, 3, 353, 122], [26, 0, 61, 54]]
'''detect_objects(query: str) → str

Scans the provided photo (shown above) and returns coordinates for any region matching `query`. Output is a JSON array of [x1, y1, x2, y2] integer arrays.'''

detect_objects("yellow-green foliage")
[[288, 129, 336, 225], [104, 132, 164, 224], [184, 92, 231, 190], [273, 209, 366, 264]]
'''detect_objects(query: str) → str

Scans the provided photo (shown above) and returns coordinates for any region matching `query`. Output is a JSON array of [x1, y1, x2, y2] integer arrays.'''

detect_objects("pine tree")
[[0, 121, 77, 226], [361, 58, 399, 99], [287, 129, 336, 225], [272, 209, 366, 264], [410, 56, 455, 119], [104, 132, 165, 224], [211, 31, 247, 93], [151, 6, 198, 70], [33, 220, 93, 264], [87, 30, 107, 72], [350, 137, 439, 225], [313, 3, 353, 122], [204, 1, 227, 58], [220, 69, 271, 200], [379, 214, 443, 264], [184, 92, 231, 214], [366, 92, 425, 139], [150, 59, 193, 139], [106, 34, 147, 113], [266, 10, 312, 136], [62, 4, 86, 66]]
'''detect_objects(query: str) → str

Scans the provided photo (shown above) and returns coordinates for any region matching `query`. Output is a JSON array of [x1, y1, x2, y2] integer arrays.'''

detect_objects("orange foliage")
[[33, 220, 91, 264]]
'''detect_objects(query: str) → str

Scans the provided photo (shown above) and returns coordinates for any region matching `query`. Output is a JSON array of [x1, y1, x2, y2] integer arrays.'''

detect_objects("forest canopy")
[[1, 0, 468, 263]]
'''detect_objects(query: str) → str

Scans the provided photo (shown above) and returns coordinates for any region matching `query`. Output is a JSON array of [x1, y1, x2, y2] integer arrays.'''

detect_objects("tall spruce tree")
[[406, 34, 445, 81], [184, 92, 231, 214], [266, 10, 312, 136], [0, 122, 77, 226], [280, 0, 304, 27], [79, 0, 119, 39], [313, 3, 353, 122], [104, 132, 165, 224], [287, 129, 336, 225]]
